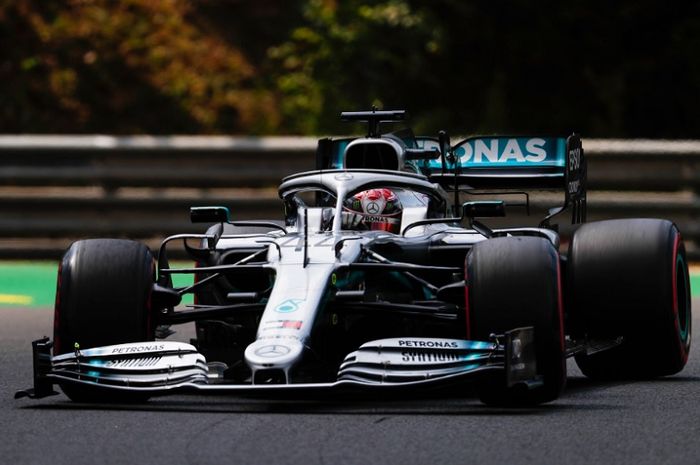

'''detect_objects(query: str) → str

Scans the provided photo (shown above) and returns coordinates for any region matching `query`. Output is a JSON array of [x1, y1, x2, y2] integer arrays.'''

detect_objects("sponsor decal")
[[569, 146, 582, 171], [254, 344, 291, 358], [398, 340, 459, 348], [401, 351, 463, 363], [568, 179, 581, 195], [362, 215, 399, 224], [455, 138, 547, 164], [111, 344, 166, 354], [274, 299, 304, 313], [263, 320, 303, 330], [428, 137, 565, 169], [567, 145, 582, 195]]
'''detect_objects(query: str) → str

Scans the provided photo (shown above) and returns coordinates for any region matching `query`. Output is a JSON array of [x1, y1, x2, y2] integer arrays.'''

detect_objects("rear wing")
[[424, 134, 586, 225]]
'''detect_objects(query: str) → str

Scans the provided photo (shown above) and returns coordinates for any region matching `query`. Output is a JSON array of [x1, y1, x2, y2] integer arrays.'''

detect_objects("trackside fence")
[[1, 136, 699, 259]]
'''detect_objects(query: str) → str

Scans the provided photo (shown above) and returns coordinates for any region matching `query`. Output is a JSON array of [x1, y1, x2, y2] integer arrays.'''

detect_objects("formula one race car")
[[17, 110, 691, 406]]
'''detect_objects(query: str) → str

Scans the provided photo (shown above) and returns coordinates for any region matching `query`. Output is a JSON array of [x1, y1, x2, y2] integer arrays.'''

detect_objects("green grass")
[[0, 261, 194, 308], [692, 274, 700, 298], [1, 261, 699, 309]]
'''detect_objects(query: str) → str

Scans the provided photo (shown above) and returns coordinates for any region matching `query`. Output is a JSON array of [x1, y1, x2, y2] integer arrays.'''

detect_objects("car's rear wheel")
[[467, 236, 566, 406], [54, 239, 155, 402], [568, 219, 691, 379]]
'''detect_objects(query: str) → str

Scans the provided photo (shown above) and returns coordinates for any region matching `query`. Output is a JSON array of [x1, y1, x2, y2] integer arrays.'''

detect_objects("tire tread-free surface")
[[467, 236, 565, 405], [53, 238, 155, 401], [569, 219, 691, 378]]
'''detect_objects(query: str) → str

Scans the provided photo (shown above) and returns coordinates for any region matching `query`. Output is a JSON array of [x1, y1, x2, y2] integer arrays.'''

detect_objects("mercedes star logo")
[[366, 202, 381, 214], [255, 345, 291, 358]]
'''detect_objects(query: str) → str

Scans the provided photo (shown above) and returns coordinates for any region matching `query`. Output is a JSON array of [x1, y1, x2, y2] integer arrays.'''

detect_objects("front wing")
[[16, 328, 539, 400]]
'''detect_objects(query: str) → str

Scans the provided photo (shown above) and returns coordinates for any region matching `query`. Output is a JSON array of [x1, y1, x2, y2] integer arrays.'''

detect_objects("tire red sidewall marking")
[[671, 232, 690, 363]]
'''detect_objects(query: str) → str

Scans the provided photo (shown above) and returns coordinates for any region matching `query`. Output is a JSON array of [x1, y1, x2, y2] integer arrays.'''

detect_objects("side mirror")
[[190, 206, 231, 224], [462, 201, 505, 218]]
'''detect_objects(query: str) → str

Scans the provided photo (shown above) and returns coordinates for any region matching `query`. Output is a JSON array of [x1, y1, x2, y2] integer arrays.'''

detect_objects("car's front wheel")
[[54, 239, 155, 401], [466, 236, 566, 406]]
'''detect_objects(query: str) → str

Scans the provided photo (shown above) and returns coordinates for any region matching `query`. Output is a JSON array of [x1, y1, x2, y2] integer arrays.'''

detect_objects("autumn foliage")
[[1, 1, 699, 136]]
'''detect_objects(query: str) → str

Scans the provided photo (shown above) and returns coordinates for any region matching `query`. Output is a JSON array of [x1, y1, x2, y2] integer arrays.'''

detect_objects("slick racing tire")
[[54, 239, 155, 402], [467, 236, 566, 406], [568, 219, 691, 379]]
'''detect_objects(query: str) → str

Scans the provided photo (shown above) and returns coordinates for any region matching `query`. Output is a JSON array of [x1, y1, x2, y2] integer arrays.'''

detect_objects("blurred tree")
[[269, 0, 700, 137], [0, 0, 282, 134], [1, 0, 699, 136], [268, 0, 441, 134]]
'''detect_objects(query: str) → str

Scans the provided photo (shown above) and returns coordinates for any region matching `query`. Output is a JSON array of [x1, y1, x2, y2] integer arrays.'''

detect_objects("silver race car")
[[17, 110, 691, 406]]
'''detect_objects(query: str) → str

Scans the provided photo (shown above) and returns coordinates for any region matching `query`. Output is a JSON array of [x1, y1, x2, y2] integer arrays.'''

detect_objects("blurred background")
[[3, 0, 700, 137], [1, 0, 700, 260]]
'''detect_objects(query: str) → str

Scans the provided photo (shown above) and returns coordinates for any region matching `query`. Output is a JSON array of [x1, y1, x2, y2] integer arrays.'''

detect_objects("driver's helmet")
[[342, 188, 403, 233]]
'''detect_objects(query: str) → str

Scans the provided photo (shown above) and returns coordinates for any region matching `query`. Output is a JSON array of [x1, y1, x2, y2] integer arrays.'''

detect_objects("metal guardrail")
[[1, 136, 699, 258], [0, 135, 315, 189]]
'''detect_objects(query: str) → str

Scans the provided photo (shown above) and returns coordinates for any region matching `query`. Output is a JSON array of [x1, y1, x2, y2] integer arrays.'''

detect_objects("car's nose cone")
[[245, 338, 304, 373]]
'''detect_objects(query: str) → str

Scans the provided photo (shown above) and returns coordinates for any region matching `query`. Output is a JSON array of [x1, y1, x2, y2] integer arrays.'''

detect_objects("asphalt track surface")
[[2, 303, 700, 465]]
